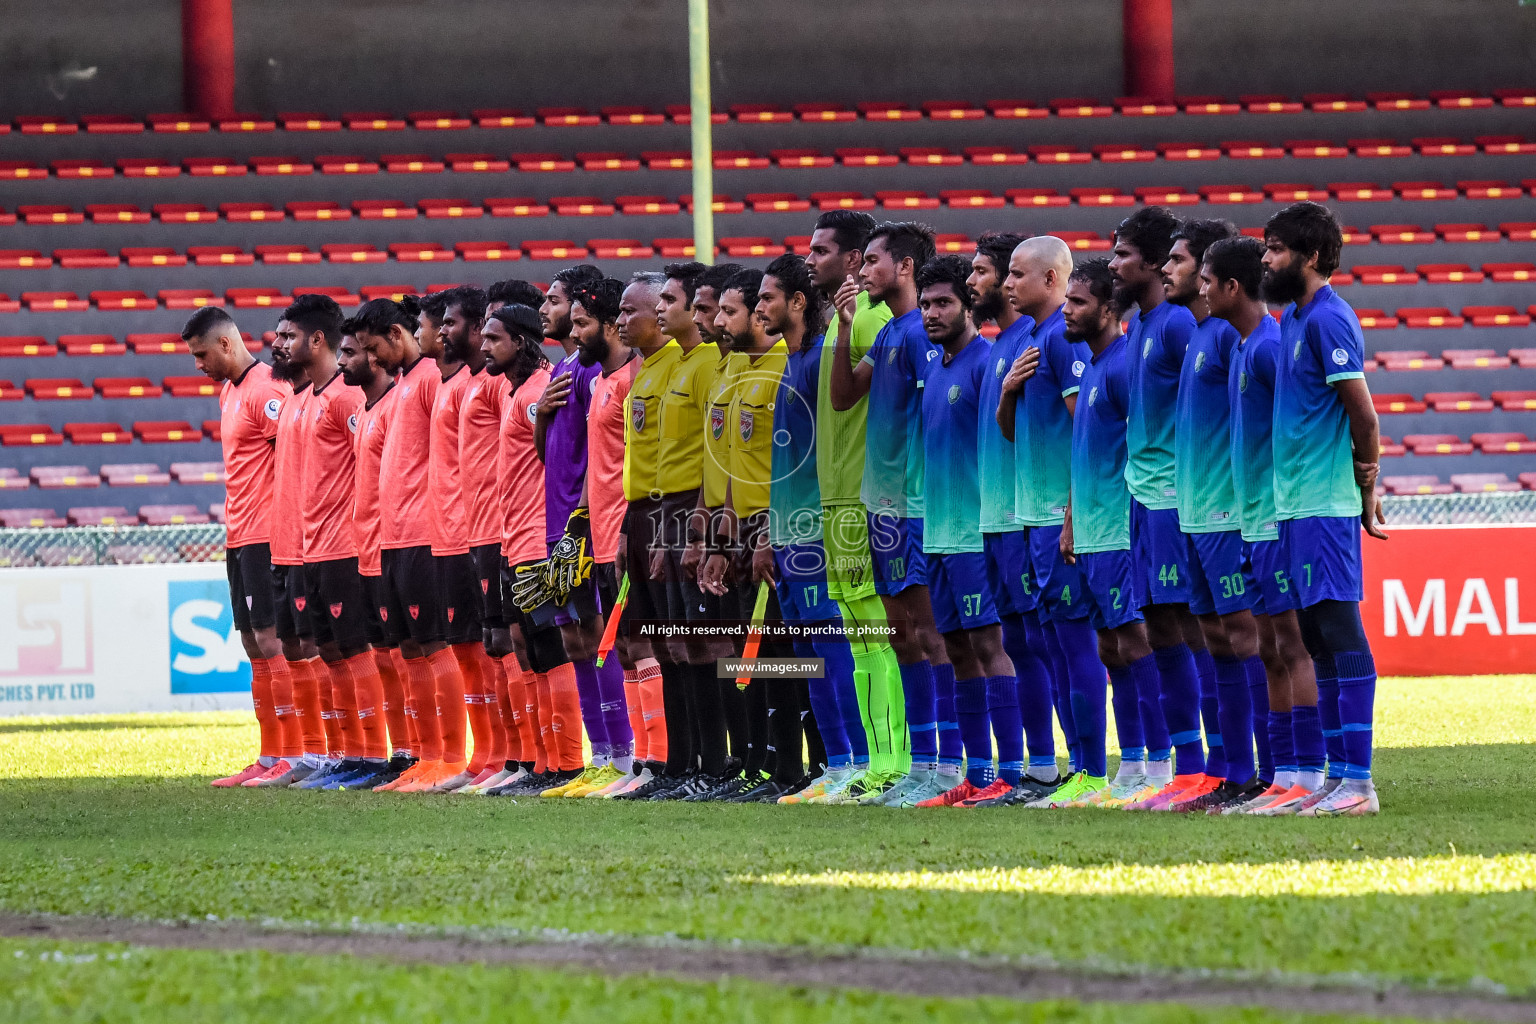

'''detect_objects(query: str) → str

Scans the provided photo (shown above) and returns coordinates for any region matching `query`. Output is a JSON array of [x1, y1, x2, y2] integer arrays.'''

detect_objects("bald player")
[[186, 307, 298, 787]]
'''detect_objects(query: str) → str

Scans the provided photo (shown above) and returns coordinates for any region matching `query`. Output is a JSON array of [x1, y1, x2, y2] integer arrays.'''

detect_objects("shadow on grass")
[[0, 717, 248, 735]]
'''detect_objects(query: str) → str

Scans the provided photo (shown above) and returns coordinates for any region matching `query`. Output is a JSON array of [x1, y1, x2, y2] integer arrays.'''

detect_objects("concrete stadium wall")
[[2, 0, 1534, 115]]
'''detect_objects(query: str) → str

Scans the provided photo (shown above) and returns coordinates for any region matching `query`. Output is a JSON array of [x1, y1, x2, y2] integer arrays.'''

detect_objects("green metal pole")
[[688, 0, 715, 264]]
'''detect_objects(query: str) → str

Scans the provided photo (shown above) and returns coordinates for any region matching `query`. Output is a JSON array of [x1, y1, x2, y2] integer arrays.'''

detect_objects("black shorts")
[[471, 543, 506, 630], [272, 563, 313, 641], [596, 560, 620, 613], [361, 574, 389, 647], [624, 500, 666, 629], [438, 551, 483, 645], [659, 490, 719, 624], [304, 557, 371, 656], [378, 545, 443, 646], [226, 543, 277, 633]]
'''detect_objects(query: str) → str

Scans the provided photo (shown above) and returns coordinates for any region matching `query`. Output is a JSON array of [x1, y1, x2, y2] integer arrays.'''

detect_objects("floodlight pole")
[[688, 0, 715, 264]]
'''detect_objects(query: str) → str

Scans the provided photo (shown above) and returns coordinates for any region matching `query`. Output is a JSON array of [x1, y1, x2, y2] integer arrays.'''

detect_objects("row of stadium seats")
[[1380, 432, 1536, 455], [1381, 472, 1536, 494], [0, 504, 220, 527], [0, 462, 222, 488], [4, 138, 1534, 179], [1, 421, 217, 445], [3, 92, 1531, 136]]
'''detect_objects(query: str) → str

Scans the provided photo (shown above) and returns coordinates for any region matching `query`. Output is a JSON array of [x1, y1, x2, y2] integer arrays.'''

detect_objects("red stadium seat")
[[513, 152, 577, 172], [1384, 475, 1452, 495], [1373, 394, 1427, 414], [1396, 181, 1459, 200], [1398, 307, 1465, 328], [1376, 350, 1441, 369], [795, 103, 858, 122], [92, 290, 155, 310], [922, 100, 986, 120], [523, 241, 590, 260], [453, 241, 519, 263], [1502, 222, 1536, 241], [1199, 185, 1264, 204], [138, 504, 212, 525], [616, 195, 681, 215], [389, 243, 454, 263], [720, 237, 786, 258], [159, 289, 222, 309], [877, 191, 939, 210], [52, 159, 114, 178], [550, 196, 616, 216], [220, 202, 282, 222], [251, 155, 314, 175], [132, 335, 188, 354], [323, 244, 386, 263], [654, 239, 703, 258], [1417, 263, 1482, 283], [383, 153, 446, 173], [62, 335, 126, 356], [1405, 433, 1473, 455], [1072, 187, 1134, 207], [359, 285, 418, 301], [89, 202, 152, 221], [184, 156, 247, 177], [1460, 180, 1523, 199], [746, 193, 810, 212], [1350, 138, 1412, 158], [1485, 262, 1536, 282], [95, 377, 161, 399], [578, 152, 640, 171], [1464, 306, 1531, 327], [27, 378, 89, 400], [1426, 391, 1494, 412], [16, 116, 77, 134], [934, 235, 974, 254], [1414, 137, 1475, 156], [148, 113, 209, 133], [411, 111, 471, 130], [486, 197, 552, 217], [64, 422, 130, 444], [420, 198, 485, 218], [643, 151, 691, 169], [942, 190, 1005, 209], [1352, 265, 1418, 285], [1452, 473, 1520, 493], [2, 422, 64, 445], [1050, 231, 1112, 252], [1178, 95, 1239, 115], [190, 246, 253, 266], [123, 247, 186, 267], [1224, 140, 1284, 159], [134, 421, 204, 443], [602, 106, 664, 125], [837, 148, 898, 167], [588, 239, 656, 259], [1355, 308, 1401, 329], [0, 508, 66, 528], [164, 376, 218, 398], [1446, 348, 1512, 368], [1093, 143, 1155, 163], [0, 249, 52, 268], [857, 102, 920, 121], [772, 149, 832, 169], [69, 506, 136, 526], [25, 292, 89, 312], [472, 108, 534, 128], [172, 462, 226, 484], [986, 99, 1049, 119], [102, 463, 170, 486], [681, 195, 745, 214], [293, 285, 363, 306], [1331, 182, 1395, 201], [1369, 91, 1429, 111], [1372, 225, 1435, 244], [812, 192, 874, 211], [538, 107, 599, 127], [966, 146, 1028, 165], [1028, 144, 1091, 164], [1437, 223, 1502, 242], [0, 161, 46, 179], [1496, 89, 1536, 108], [1478, 135, 1536, 155], [61, 248, 125, 269], [1051, 97, 1114, 117], [256, 245, 320, 265], [21, 205, 82, 225], [287, 201, 351, 221], [1496, 390, 1536, 410], [343, 112, 405, 130], [902, 147, 964, 166], [154, 203, 216, 222], [34, 466, 100, 490], [0, 380, 20, 400], [1287, 139, 1349, 158], [318, 155, 381, 174], [1474, 433, 1536, 454], [225, 288, 292, 309]]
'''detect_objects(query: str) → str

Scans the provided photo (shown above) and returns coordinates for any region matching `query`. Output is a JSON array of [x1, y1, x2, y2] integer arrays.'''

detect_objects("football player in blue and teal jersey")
[[1262, 201, 1385, 817], [1165, 218, 1275, 813], [997, 236, 1111, 800], [1201, 235, 1330, 816], [1110, 207, 1206, 806], [906, 255, 1019, 808], [829, 222, 957, 807], [1042, 259, 1165, 808], [965, 234, 1066, 805]]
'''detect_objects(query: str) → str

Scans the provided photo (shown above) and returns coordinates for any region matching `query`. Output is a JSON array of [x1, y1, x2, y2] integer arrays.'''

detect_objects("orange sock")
[[488, 657, 511, 765], [545, 662, 584, 771], [288, 657, 326, 756], [249, 656, 278, 759], [263, 657, 301, 758], [376, 648, 409, 756], [501, 654, 532, 767], [621, 667, 645, 763], [405, 656, 443, 761], [533, 671, 553, 774], [636, 657, 667, 765], [313, 658, 344, 757], [347, 652, 389, 760], [452, 642, 493, 773], [426, 647, 467, 765], [329, 659, 365, 759]]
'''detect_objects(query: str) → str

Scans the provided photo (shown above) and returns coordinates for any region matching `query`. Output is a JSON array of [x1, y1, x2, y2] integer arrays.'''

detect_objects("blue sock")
[[1001, 613, 1056, 763], [1051, 618, 1100, 772], [1314, 653, 1346, 778], [1335, 650, 1376, 779], [1130, 651, 1170, 762], [954, 676, 995, 786], [985, 674, 1024, 784], [932, 662, 963, 768], [1152, 644, 1205, 775], [1246, 656, 1273, 783], [1268, 710, 1296, 777], [1107, 665, 1145, 758], [1070, 656, 1109, 778], [1039, 621, 1077, 770], [808, 626, 869, 765], [1214, 655, 1255, 783], [797, 638, 852, 769], [898, 660, 938, 766], [1291, 703, 1326, 772], [1194, 646, 1226, 779]]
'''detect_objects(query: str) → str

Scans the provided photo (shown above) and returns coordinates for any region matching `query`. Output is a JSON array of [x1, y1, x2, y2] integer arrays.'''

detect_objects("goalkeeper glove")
[[512, 560, 556, 613], [545, 506, 594, 600]]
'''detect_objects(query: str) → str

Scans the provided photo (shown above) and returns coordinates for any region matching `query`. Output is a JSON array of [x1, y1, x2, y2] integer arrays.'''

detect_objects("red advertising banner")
[[1362, 524, 1536, 676]]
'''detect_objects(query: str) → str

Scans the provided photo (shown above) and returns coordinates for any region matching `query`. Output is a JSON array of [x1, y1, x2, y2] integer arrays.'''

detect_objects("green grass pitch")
[[1, 675, 1532, 1022]]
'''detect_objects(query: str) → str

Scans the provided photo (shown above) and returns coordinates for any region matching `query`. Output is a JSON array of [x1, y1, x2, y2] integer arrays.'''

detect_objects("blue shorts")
[[1131, 500, 1193, 607], [1245, 538, 1300, 616], [929, 551, 999, 634], [1078, 548, 1144, 631], [1029, 524, 1090, 622], [983, 530, 1034, 616], [868, 513, 927, 596], [773, 543, 842, 623], [1279, 516, 1363, 606], [1186, 530, 1255, 617]]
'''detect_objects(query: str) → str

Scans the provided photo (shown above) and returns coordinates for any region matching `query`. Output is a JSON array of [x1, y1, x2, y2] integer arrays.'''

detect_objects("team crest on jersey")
[[379, 607, 388, 621], [408, 604, 420, 620], [293, 597, 306, 612], [887, 348, 898, 364], [926, 350, 938, 362], [1239, 370, 1249, 393], [631, 398, 646, 431], [1331, 347, 1350, 366], [525, 402, 538, 424], [947, 384, 961, 404], [1088, 385, 1099, 407], [995, 357, 1005, 377], [329, 603, 343, 618], [264, 398, 281, 420], [480, 578, 489, 594], [1143, 338, 1154, 358], [710, 405, 725, 440], [446, 607, 455, 623], [347, 413, 359, 433], [1294, 339, 1304, 360], [1194, 351, 1206, 374], [1071, 359, 1085, 378], [739, 409, 754, 442]]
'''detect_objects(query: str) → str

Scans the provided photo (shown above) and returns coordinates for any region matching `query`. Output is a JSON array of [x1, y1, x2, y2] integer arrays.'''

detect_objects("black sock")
[[689, 661, 728, 776], [660, 661, 694, 777], [768, 677, 804, 784], [742, 678, 770, 778]]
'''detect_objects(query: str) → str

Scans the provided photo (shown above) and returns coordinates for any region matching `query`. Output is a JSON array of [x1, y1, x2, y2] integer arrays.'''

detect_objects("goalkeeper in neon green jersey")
[[805, 210, 910, 791]]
